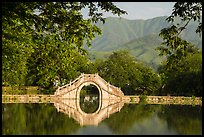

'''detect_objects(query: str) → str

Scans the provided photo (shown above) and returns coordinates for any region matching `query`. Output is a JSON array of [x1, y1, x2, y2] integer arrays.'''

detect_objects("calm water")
[[2, 101, 202, 135]]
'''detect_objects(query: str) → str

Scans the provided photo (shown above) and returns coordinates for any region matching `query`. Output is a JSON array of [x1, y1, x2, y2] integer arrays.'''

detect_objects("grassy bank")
[[126, 95, 202, 106], [2, 86, 56, 95]]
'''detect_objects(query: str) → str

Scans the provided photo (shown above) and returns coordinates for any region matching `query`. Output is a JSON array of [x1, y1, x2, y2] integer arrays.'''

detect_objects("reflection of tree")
[[2, 104, 80, 135], [3, 103, 202, 135], [103, 104, 162, 134], [157, 105, 202, 135], [80, 84, 100, 113], [80, 97, 99, 113], [2, 104, 27, 135]]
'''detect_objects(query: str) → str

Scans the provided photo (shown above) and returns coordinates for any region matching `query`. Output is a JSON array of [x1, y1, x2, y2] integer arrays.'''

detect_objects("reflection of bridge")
[[54, 73, 125, 100], [54, 99, 125, 126]]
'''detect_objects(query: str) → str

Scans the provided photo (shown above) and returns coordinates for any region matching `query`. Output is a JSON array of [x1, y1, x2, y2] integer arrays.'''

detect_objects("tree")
[[156, 2, 202, 64], [156, 2, 202, 96], [2, 11, 35, 86], [166, 2, 202, 36], [158, 52, 202, 96], [25, 34, 89, 88], [96, 50, 161, 95], [2, 2, 127, 87], [2, 2, 127, 51]]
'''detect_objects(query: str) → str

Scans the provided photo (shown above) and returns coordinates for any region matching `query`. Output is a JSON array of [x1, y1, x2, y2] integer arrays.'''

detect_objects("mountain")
[[84, 16, 202, 70]]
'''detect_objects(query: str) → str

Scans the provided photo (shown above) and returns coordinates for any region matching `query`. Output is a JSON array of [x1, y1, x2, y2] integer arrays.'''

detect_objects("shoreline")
[[2, 94, 202, 106]]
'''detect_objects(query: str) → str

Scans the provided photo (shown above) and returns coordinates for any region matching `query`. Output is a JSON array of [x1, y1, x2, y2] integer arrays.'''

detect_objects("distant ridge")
[[84, 16, 202, 70]]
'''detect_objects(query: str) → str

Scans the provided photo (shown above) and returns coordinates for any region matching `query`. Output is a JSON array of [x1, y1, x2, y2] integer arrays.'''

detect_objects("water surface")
[[2, 102, 202, 135]]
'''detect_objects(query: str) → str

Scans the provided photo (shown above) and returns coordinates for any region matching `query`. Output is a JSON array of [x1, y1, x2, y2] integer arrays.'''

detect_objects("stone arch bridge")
[[54, 73, 125, 101], [53, 73, 131, 126]]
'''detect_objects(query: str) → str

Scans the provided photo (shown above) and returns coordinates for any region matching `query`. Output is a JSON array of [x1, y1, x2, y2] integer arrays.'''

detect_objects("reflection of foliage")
[[103, 104, 202, 135], [158, 105, 202, 135], [2, 104, 80, 135], [2, 104, 27, 135], [103, 104, 162, 134], [80, 85, 100, 113], [80, 97, 99, 113], [2, 103, 202, 135]]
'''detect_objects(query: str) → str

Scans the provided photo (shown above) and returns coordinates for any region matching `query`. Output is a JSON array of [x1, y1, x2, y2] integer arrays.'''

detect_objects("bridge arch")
[[54, 73, 126, 126], [54, 73, 124, 100], [54, 98, 125, 126], [76, 81, 102, 115]]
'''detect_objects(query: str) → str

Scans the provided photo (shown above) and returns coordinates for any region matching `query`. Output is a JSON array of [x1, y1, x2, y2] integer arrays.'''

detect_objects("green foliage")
[[2, 2, 127, 89], [156, 2, 202, 67], [159, 52, 202, 96], [166, 2, 202, 36], [156, 2, 202, 96], [25, 34, 89, 88], [95, 50, 162, 95], [157, 26, 200, 70], [191, 95, 196, 101], [139, 94, 147, 104], [2, 13, 34, 86]]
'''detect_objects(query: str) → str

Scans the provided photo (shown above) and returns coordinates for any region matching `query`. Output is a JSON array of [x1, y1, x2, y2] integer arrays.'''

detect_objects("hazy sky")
[[82, 2, 176, 20]]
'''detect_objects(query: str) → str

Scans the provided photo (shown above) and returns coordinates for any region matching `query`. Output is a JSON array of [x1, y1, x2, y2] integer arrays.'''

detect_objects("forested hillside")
[[85, 16, 202, 70]]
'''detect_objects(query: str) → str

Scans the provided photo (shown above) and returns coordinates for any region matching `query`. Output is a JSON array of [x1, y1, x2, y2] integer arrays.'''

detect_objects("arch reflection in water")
[[53, 98, 125, 126], [79, 84, 100, 114], [80, 94, 99, 113]]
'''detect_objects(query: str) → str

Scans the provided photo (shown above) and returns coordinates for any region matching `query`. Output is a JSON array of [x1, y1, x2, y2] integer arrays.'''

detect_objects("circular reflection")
[[79, 84, 99, 113]]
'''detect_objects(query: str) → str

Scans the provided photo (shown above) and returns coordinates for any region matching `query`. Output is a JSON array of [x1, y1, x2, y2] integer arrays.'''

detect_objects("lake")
[[2, 100, 202, 135]]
